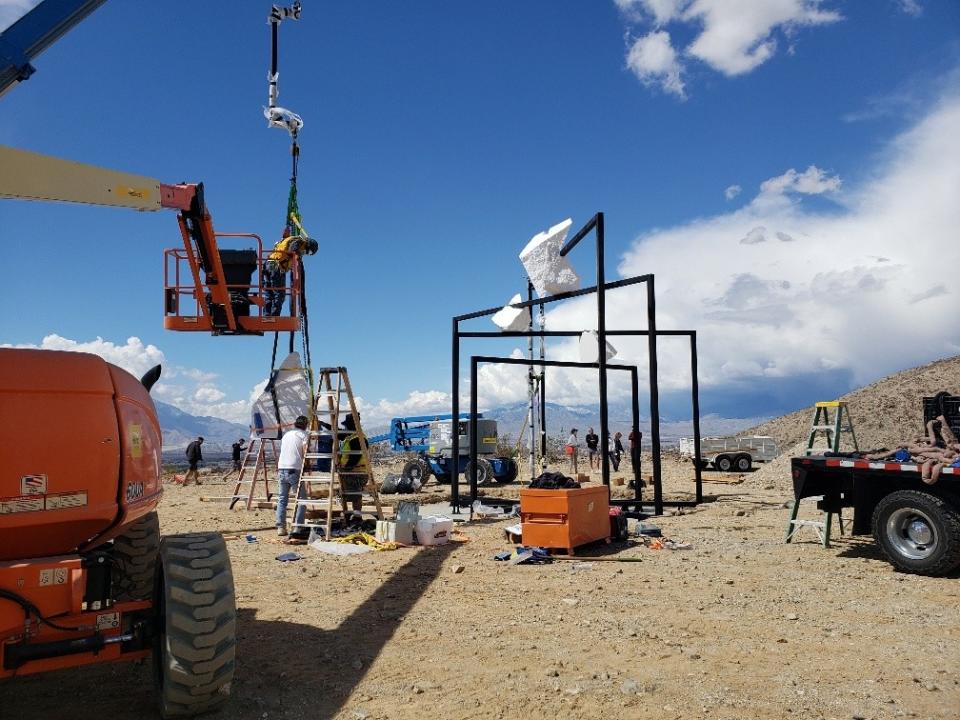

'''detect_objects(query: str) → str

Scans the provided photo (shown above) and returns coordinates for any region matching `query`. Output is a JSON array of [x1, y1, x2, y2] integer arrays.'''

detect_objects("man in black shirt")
[[231, 438, 247, 471], [184, 437, 204, 486], [585, 428, 599, 471]]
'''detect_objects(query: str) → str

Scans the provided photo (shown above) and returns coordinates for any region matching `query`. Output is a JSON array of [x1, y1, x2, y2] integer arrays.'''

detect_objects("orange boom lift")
[[0, 1, 311, 715]]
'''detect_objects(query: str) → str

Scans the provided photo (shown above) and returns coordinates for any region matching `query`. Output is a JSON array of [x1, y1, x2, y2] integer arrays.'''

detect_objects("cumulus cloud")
[[626, 30, 685, 98], [724, 184, 742, 200], [595, 89, 960, 391], [365, 88, 959, 414], [2, 335, 165, 377], [758, 165, 842, 199], [616, 0, 842, 95], [2, 333, 259, 424]]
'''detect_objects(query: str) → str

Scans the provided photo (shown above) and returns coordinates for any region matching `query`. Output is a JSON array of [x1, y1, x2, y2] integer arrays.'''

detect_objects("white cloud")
[[0, 0, 41, 33], [616, 0, 842, 95], [626, 30, 686, 98], [599, 90, 960, 391], [1, 333, 257, 424], [757, 164, 842, 199], [364, 88, 960, 413], [724, 184, 742, 200], [682, 0, 842, 76], [896, 0, 922, 17], [2, 335, 165, 378]]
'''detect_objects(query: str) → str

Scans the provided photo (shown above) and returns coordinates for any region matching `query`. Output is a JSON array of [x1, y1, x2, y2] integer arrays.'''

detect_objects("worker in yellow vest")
[[262, 231, 318, 316], [338, 414, 368, 513]]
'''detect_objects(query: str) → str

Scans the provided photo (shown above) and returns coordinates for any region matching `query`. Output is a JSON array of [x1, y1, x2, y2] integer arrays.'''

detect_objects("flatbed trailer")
[[791, 456, 960, 576]]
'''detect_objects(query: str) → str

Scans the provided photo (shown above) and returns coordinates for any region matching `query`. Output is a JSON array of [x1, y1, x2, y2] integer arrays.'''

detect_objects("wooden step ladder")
[[805, 401, 859, 455], [291, 367, 383, 539], [228, 436, 279, 510]]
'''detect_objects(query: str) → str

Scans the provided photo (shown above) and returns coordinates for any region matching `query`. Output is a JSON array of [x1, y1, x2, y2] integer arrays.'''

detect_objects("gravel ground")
[[2, 456, 957, 720]]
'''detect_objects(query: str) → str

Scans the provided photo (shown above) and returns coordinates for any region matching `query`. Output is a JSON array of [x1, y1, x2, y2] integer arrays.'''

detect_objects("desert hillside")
[[746, 354, 960, 452]]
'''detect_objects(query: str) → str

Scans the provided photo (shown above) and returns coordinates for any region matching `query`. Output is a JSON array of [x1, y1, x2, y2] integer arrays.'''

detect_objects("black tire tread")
[[158, 533, 236, 718], [872, 490, 960, 577], [113, 511, 160, 601]]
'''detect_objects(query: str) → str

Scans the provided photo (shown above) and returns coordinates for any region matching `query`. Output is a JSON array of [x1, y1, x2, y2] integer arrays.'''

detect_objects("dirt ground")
[[2, 457, 958, 720]]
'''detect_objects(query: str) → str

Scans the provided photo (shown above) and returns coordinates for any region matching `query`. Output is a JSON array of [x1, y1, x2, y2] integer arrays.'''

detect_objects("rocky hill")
[[741, 355, 960, 492], [745, 355, 960, 451]]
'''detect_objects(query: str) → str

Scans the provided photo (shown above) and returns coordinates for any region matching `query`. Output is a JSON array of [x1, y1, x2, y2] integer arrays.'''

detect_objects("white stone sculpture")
[[519, 218, 581, 297]]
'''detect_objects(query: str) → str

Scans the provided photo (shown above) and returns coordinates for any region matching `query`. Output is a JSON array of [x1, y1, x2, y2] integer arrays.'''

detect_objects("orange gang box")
[[520, 485, 610, 554]]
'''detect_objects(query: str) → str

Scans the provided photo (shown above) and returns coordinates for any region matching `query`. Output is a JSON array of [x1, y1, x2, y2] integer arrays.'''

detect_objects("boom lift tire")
[[872, 490, 960, 577], [465, 458, 494, 486], [401, 457, 431, 485], [495, 458, 518, 484], [734, 454, 752, 472], [715, 455, 733, 472], [155, 533, 237, 718], [113, 511, 160, 601]]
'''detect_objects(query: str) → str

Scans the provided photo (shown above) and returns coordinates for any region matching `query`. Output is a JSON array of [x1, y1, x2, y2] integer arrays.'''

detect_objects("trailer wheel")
[[872, 490, 960, 576], [113, 511, 160, 601], [155, 533, 236, 718], [401, 457, 431, 485], [715, 455, 733, 472], [495, 458, 518, 484], [734, 454, 753, 472], [465, 458, 493, 486]]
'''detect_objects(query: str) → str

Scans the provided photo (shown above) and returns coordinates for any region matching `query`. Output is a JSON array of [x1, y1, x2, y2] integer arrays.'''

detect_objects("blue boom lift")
[[368, 414, 519, 486]]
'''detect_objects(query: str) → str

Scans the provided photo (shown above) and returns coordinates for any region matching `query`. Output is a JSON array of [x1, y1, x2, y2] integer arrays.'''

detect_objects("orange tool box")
[[520, 485, 610, 554]]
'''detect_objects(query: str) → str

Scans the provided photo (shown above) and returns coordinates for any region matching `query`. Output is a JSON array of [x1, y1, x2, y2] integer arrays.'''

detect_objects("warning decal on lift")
[[39, 568, 68, 586], [96, 612, 120, 631], [46, 492, 88, 510], [20, 474, 47, 495], [129, 423, 142, 459], [0, 495, 45, 514]]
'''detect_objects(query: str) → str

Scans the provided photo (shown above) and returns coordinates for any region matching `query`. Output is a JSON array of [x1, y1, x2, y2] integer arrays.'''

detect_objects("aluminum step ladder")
[[805, 401, 859, 455], [291, 367, 383, 539], [228, 436, 279, 510]]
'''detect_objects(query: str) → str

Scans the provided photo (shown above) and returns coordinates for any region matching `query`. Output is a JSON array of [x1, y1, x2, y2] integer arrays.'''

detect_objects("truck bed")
[[791, 456, 960, 536]]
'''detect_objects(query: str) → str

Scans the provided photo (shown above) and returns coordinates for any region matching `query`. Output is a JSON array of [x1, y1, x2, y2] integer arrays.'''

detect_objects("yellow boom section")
[[0, 144, 163, 211]]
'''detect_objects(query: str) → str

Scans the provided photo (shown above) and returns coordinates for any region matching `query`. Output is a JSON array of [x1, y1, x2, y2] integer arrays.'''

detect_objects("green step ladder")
[[805, 400, 859, 455], [784, 496, 847, 548]]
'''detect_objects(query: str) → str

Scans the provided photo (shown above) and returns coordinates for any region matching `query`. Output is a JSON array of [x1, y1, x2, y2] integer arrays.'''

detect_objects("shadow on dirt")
[[0, 544, 455, 720]]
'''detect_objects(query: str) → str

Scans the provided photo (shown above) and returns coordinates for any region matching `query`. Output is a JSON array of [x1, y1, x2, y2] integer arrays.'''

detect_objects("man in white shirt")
[[276, 415, 309, 536]]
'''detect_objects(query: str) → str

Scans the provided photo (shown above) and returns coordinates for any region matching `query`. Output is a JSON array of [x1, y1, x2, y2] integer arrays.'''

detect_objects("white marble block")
[[519, 218, 581, 297], [579, 330, 617, 363], [492, 293, 531, 331]]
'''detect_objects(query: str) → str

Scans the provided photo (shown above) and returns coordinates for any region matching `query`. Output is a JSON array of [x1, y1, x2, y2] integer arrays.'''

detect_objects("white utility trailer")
[[679, 435, 779, 472]]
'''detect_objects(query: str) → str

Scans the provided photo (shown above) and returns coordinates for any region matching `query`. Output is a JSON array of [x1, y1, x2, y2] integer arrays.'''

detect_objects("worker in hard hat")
[[262, 231, 318, 317]]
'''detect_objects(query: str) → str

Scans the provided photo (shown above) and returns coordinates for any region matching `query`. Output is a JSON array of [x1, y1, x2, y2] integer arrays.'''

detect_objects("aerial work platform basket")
[[163, 230, 302, 336]]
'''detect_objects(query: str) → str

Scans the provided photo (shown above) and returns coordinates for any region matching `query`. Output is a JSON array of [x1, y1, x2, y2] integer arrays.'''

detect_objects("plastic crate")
[[922, 395, 960, 439]]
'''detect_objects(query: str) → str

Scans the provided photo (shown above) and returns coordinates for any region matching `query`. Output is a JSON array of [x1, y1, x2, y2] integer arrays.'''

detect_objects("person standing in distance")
[[585, 427, 599, 471], [231, 438, 247, 472], [276, 416, 309, 537], [183, 436, 204, 486], [566, 428, 581, 476]]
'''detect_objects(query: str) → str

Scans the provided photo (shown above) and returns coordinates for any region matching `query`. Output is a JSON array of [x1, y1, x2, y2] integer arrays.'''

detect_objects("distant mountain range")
[[155, 401, 248, 454], [155, 398, 768, 457], [475, 401, 768, 447]]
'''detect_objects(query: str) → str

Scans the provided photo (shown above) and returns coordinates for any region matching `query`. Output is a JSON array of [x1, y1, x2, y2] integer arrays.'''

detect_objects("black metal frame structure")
[[450, 212, 704, 516]]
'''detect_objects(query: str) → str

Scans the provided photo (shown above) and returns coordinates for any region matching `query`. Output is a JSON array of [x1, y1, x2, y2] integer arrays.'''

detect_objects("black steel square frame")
[[450, 212, 704, 516]]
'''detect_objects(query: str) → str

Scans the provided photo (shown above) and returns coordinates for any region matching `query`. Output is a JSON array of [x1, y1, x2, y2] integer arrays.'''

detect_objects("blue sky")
[[1, 0, 958, 426]]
